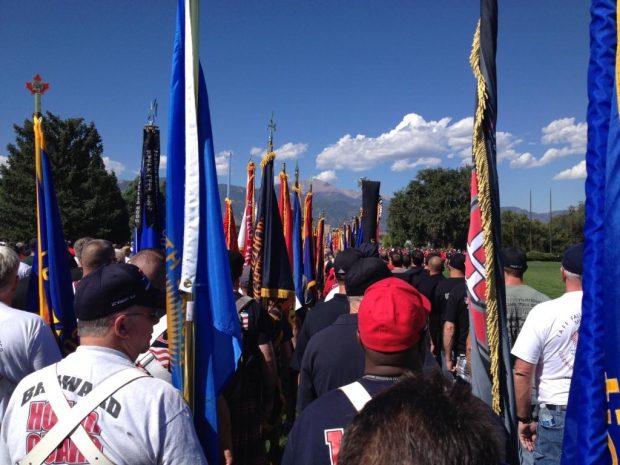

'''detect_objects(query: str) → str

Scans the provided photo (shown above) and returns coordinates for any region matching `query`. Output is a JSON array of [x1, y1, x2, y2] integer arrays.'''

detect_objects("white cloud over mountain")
[[315, 170, 338, 182], [554, 160, 587, 180], [315, 113, 473, 172], [251, 142, 308, 161], [102, 157, 125, 176], [313, 113, 587, 174], [159, 155, 167, 170]]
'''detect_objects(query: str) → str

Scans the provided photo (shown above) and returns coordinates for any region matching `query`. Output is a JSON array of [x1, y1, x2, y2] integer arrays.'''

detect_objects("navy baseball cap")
[[448, 253, 466, 272], [501, 247, 528, 271], [75, 263, 165, 321], [334, 248, 363, 277], [562, 243, 583, 276], [345, 257, 393, 296]]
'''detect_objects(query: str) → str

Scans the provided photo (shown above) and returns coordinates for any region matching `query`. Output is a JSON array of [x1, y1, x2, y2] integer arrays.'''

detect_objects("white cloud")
[[391, 157, 442, 172], [0, 156, 7, 167], [509, 118, 587, 168], [554, 160, 587, 180], [102, 157, 125, 176], [315, 113, 473, 172], [216, 151, 230, 176], [315, 170, 338, 182], [250, 142, 308, 161], [159, 155, 167, 170]]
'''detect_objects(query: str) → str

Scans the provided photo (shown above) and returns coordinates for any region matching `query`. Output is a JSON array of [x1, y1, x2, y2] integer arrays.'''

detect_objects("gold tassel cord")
[[470, 20, 501, 414], [260, 151, 276, 169]]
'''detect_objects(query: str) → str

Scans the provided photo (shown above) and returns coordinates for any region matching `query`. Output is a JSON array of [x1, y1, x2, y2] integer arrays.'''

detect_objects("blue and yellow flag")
[[27, 116, 78, 355], [561, 1, 618, 463], [165, 0, 242, 462]]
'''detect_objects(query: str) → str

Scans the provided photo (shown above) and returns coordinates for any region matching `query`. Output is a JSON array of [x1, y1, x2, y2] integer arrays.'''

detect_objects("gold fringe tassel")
[[470, 20, 501, 414]]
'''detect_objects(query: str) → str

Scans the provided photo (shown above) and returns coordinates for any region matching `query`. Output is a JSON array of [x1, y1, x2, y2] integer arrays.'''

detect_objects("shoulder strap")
[[236, 295, 254, 312], [19, 365, 149, 465], [339, 381, 372, 413]]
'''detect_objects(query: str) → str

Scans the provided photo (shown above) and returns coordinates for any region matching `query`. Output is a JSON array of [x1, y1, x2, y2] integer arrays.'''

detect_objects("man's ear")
[[10, 275, 19, 293], [113, 314, 128, 338]]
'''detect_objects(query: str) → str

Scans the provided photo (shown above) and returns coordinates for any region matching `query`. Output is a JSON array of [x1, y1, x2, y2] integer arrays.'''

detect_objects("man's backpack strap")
[[235, 295, 254, 312], [19, 365, 149, 465], [339, 381, 372, 413]]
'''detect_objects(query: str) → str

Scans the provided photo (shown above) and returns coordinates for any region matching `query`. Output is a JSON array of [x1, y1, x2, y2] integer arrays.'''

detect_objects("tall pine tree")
[[0, 112, 129, 243]]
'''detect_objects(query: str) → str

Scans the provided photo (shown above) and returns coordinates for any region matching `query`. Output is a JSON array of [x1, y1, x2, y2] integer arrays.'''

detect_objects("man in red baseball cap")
[[283, 276, 430, 465]]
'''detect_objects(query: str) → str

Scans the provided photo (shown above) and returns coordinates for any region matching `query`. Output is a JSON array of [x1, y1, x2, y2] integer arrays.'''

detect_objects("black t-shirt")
[[297, 314, 365, 413], [444, 282, 469, 354], [412, 273, 446, 303], [290, 294, 349, 371], [431, 277, 465, 349], [283, 377, 397, 465], [235, 292, 273, 358]]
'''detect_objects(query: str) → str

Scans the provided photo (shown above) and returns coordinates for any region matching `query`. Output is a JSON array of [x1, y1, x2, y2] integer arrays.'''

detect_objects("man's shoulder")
[[506, 284, 550, 302], [0, 303, 45, 327]]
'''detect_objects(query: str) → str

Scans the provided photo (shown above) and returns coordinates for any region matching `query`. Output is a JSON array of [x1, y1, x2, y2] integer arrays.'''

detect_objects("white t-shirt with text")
[[511, 290, 582, 405], [0, 345, 207, 465]]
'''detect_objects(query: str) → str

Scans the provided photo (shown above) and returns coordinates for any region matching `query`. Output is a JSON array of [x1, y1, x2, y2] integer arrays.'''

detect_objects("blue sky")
[[0, 1, 589, 212]]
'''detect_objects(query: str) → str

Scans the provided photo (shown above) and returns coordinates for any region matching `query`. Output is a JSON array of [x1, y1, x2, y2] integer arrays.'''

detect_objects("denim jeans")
[[533, 405, 565, 465]]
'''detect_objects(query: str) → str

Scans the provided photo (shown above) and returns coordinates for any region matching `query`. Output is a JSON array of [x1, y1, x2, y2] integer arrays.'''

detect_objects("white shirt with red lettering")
[[0, 301, 61, 428], [0, 345, 207, 465]]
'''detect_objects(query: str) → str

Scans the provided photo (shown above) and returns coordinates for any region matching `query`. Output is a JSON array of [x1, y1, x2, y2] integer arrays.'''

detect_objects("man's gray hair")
[[77, 314, 117, 338], [563, 269, 582, 282], [0, 246, 19, 292]]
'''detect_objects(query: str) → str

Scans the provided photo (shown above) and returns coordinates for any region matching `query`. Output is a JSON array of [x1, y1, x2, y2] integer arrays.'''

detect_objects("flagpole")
[[27, 74, 50, 324], [184, 0, 201, 413], [227, 151, 232, 199]]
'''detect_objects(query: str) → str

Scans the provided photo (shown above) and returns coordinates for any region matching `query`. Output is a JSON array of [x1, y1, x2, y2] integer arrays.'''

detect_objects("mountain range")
[[119, 178, 566, 229]]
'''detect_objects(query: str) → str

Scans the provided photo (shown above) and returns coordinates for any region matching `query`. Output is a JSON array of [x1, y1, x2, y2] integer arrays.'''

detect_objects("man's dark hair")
[[228, 250, 244, 282], [504, 267, 524, 279], [390, 252, 403, 267], [338, 372, 504, 465], [81, 239, 115, 273], [402, 254, 411, 268], [411, 250, 424, 267]]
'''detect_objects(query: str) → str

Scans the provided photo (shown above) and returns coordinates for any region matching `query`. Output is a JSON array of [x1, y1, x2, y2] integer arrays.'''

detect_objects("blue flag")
[[292, 184, 304, 305], [27, 116, 78, 356], [165, 1, 242, 462], [561, 1, 616, 463]]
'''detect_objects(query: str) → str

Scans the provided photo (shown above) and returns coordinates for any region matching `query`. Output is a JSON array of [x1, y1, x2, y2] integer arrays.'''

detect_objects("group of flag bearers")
[[9, 0, 620, 463]]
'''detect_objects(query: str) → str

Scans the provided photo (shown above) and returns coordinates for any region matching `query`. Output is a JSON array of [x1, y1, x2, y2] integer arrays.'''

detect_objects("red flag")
[[223, 198, 239, 252], [315, 216, 325, 296], [279, 168, 294, 270], [238, 161, 255, 265]]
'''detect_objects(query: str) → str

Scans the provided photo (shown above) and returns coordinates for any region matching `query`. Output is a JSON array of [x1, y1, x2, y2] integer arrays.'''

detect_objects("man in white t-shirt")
[[0, 246, 61, 428], [512, 243, 583, 465], [0, 263, 207, 465]]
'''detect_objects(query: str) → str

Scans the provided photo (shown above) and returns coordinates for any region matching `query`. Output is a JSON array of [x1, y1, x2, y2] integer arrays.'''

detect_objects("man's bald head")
[[129, 248, 166, 291], [81, 239, 115, 276], [427, 256, 444, 275]]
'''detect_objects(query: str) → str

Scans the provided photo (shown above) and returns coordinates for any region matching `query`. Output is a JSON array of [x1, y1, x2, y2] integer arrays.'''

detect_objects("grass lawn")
[[523, 261, 564, 299]]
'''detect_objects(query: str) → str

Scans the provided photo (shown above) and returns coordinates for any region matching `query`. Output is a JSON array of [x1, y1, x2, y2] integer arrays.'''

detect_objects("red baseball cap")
[[358, 277, 431, 352]]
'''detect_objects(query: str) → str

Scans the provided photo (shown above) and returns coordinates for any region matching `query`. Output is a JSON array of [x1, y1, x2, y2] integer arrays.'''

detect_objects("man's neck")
[[504, 275, 524, 286]]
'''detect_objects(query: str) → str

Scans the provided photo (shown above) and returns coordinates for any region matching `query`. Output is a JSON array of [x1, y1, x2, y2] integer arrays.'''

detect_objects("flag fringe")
[[470, 19, 501, 414], [261, 151, 276, 169]]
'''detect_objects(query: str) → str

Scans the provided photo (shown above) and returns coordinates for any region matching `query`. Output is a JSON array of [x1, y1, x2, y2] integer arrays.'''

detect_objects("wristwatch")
[[517, 415, 532, 424]]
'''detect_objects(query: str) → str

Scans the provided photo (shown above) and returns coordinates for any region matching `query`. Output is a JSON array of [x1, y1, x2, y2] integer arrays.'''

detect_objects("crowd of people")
[[0, 236, 583, 465]]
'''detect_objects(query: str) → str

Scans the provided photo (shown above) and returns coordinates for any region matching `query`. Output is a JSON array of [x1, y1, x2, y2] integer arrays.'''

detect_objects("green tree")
[[0, 112, 129, 243], [387, 167, 472, 248]]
